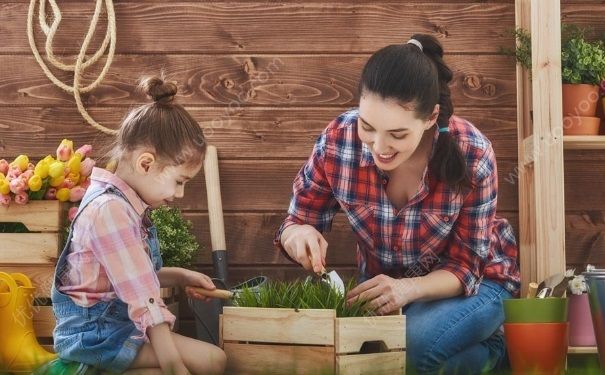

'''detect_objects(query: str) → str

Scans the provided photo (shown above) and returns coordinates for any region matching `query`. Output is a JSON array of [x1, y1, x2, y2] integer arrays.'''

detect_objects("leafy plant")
[[503, 24, 605, 85], [150, 206, 199, 268], [233, 278, 375, 318]]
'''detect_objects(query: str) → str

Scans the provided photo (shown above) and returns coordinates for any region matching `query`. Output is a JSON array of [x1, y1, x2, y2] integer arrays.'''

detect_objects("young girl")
[[276, 35, 520, 374], [49, 77, 226, 375]]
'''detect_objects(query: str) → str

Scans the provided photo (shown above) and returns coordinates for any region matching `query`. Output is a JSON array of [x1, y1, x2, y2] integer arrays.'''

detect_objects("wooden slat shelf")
[[568, 346, 599, 354], [564, 136, 605, 150]]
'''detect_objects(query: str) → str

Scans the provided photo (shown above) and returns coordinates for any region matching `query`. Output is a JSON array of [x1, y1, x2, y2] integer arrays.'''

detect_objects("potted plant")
[[567, 266, 597, 347], [504, 25, 605, 135]]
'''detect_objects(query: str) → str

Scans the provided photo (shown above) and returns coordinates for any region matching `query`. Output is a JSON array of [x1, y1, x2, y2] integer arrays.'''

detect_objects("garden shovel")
[[306, 246, 345, 295]]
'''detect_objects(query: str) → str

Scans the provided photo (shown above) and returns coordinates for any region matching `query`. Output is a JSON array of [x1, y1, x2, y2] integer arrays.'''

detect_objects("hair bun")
[[139, 76, 178, 103]]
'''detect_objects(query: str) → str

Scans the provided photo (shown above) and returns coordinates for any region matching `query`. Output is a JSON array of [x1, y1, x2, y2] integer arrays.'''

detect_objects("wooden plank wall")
[[1, 0, 604, 337]]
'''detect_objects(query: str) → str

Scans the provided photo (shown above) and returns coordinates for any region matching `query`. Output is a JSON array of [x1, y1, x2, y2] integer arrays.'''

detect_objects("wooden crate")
[[220, 307, 406, 375]]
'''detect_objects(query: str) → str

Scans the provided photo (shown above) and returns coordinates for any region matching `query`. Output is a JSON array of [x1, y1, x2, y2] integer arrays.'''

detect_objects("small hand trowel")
[[306, 246, 345, 295], [186, 276, 268, 301]]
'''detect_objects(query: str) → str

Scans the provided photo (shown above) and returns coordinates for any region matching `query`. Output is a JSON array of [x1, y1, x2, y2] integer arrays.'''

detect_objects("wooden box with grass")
[[219, 281, 406, 375]]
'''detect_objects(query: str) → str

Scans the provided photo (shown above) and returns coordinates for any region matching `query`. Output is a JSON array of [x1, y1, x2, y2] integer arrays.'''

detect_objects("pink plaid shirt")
[[58, 167, 175, 337]]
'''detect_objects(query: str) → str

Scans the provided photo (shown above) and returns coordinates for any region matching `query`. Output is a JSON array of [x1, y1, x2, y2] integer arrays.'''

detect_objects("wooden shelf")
[[563, 136, 605, 150], [568, 346, 599, 354]]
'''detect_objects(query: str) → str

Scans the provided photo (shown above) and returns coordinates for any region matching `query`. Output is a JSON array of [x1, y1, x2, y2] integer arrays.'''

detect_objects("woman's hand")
[[346, 274, 415, 315], [179, 269, 216, 301], [280, 224, 328, 273]]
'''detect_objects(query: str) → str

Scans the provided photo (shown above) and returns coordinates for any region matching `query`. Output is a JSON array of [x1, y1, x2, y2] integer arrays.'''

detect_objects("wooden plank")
[[564, 136, 605, 150], [3, 3, 515, 54], [33, 305, 55, 338], [529, 0, 565, 284], [335, 316, 406, 354], [0, 233, 59, 264], [222, 307, 335, 345], [0, 201, 62, 232], [336, 352, 406, 375], [0, 55, 515, 107], [223, 342, 335, 375], [0, 265, 54, 298], [568, 346, 598, 354], [0, 107, 518, 160]]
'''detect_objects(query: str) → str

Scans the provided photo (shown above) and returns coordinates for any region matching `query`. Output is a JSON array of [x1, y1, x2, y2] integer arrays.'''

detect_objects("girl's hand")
[[346, 274, 414, 315], [280, 224, 328, 274], [180, 269, 216, 301]]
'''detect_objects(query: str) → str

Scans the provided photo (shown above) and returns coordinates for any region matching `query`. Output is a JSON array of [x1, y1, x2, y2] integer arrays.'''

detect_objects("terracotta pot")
[[562, 116, 601, 135], [568, 293, 597, 346], [504, 322, 568, 375], [562, 84, 600, 117]]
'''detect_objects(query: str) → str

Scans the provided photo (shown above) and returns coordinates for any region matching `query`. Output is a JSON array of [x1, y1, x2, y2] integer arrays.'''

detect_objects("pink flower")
[[80, 158, 95, 177], [79, 177, 91, 190], [20, 170, 34, 181], [6, 166, 21, 180], [27, 163, 35, 171], [14, 191, 29, 205], [0, 159, 9, 175], [61, 178, 76, 189], [69, 186, 86, 202], [75, 144, 93, 158], [9, 178, 27, 194], [67, 206, 79, 222], [44, 187, 57, 200], [0, 194, 10, 206], [56, 139, 74, 162]]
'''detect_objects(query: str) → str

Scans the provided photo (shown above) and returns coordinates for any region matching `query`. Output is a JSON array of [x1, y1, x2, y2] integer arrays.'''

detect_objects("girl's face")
[[137, 158, 202, 209], [358, 93, 438, 171]]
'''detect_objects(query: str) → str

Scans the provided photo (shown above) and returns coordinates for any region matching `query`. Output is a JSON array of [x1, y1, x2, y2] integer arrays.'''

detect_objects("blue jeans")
[[405, 280, 512, 374]]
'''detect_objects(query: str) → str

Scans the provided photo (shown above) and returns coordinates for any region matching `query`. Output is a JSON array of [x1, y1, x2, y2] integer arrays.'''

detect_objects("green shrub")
[[150, 206, 199, 268]]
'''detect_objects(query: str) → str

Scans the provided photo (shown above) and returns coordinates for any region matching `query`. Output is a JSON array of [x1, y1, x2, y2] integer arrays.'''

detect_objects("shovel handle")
[[305, 245, 327, 275], [526, 282, 538, 298], [187, 286, 233, 300], [204, 145, 226, 252]]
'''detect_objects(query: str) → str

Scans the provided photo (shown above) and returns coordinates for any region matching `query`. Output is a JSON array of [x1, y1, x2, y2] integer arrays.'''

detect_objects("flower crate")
[[219, 306, 406, 375]]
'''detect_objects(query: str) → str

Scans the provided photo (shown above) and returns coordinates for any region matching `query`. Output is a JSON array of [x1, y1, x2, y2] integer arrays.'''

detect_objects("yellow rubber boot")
[[0, 272, 57, 373]]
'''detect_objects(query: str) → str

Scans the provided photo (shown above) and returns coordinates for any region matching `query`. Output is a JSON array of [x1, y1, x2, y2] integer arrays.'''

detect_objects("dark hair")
[[110, 76, 206, 169], [359, 34, 472, 194]]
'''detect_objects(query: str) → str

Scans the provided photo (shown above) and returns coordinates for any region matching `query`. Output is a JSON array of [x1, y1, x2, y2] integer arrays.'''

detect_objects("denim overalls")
[[51, 184, 163, 373]]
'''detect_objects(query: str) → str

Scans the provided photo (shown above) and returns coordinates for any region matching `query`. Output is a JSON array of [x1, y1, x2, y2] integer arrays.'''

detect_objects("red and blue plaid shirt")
[[275, 109, 520, 297]]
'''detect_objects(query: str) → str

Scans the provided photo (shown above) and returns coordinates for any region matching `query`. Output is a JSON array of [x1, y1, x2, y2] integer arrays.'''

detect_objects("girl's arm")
[[157, 267, 185, 288], [147, 323, 189, 375]]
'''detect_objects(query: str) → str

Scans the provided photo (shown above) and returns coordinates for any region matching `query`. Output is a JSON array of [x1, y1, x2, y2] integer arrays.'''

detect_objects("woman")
[[274, 34, 520, 374]]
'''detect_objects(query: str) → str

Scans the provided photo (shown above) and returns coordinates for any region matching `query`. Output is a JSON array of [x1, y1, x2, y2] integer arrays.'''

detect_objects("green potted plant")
[[150, 206, 200, 268], [505, 25, 605, 135]]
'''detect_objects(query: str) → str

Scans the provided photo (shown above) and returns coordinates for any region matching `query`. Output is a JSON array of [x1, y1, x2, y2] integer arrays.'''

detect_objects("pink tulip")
[[0, 194, 10, 206], [44, 187, 57, 200], [61, 178, 76, 189], [27, 162, 35, 171], [80, 158, 95, 177], [6, 166, 21, 180], [69, 186, 86, 202], [9, 178, 27, 194], [79, 177, 91, 190], [20, 170, 34, 181], [56, 139, 74, 162], [67, 206, 79, 222], [14, 191, 29, 205], [75, 144, 93, 158], [0, 160, 8, 175]]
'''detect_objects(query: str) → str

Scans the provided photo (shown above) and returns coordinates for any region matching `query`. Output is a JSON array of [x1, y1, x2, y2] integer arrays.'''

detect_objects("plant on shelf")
[[150, 206, 199, 268], [233, 278, 372, 318], [504, 24, 605, 135]]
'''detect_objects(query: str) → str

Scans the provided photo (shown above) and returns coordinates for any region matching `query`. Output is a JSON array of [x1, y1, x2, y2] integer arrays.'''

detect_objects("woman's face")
[[358, 92, 438, 171]]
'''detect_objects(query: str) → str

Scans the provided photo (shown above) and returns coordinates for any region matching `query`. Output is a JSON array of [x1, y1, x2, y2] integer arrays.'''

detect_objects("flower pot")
[[568, 293, 597, 346], [503, 297, 568, 323], [504, 322, 568, 375], [563, 116, 601, 135], [562, 84, 600, 117]]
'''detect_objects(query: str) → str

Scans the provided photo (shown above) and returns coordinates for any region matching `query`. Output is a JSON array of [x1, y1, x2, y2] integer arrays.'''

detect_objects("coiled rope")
[[27, 0, 118, 135]]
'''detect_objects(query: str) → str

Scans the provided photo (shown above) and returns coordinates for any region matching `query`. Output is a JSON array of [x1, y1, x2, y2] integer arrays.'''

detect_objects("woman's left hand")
[[346, 274, 413, 315], [180, 269, 216, 302]]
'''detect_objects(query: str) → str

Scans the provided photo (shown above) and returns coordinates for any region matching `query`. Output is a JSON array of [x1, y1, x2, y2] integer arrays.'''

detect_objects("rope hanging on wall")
[[27, 0, 118, 135]]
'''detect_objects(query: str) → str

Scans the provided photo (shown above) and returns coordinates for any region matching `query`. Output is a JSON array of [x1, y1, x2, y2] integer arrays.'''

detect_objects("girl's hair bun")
[[139, 76, 178, 103]]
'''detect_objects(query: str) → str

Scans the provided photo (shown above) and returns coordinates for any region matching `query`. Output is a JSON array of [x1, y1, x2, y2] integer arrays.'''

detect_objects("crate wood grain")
[[221, 307, 406, 375]]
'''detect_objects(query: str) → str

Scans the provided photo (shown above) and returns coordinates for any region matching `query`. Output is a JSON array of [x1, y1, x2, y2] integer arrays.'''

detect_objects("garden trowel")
[[306, 246, 345, 295]]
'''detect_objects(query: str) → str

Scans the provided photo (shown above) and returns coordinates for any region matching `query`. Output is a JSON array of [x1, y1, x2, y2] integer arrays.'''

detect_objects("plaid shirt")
[[275, 109, 520, 297], [59, 168, 175, 337]]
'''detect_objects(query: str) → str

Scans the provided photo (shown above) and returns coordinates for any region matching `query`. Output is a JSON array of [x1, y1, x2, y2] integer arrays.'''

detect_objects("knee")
[[406, 329, 446, 374], [202, 346, 226, 375]]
